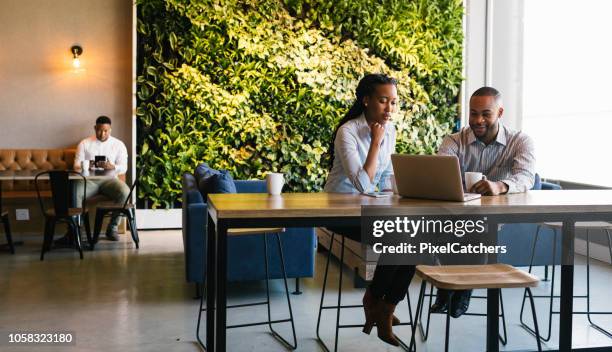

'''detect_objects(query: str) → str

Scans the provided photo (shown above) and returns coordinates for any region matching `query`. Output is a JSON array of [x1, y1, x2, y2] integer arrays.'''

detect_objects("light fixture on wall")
[[71, 45, 83, 69]]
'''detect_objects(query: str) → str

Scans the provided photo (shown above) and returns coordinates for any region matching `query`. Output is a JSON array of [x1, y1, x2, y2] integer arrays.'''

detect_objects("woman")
[[324, 74, 415, 346]]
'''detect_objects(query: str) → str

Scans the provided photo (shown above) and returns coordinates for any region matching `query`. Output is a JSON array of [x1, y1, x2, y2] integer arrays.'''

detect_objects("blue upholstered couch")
[[181, 168, 316, 288]]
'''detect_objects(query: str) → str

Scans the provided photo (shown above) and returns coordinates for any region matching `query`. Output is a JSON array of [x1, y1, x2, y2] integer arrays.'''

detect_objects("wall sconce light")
[[71, 45, 83, 69]]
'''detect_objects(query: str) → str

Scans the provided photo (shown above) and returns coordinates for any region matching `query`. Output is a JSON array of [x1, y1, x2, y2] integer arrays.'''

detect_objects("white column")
[[463, 0, 525, 130]]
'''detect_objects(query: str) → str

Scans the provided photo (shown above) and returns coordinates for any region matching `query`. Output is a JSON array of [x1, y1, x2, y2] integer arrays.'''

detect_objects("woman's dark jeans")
[[327, 226, 415, 305]]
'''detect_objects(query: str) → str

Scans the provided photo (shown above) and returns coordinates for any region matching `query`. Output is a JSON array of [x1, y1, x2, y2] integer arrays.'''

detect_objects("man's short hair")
[[472, 86, 502, 99], [96, 116, 112, 125]]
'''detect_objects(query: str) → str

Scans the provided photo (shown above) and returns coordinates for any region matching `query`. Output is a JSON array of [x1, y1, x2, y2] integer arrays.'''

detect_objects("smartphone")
[[95, 155, 107, 163], [94, 155, 107, 168]]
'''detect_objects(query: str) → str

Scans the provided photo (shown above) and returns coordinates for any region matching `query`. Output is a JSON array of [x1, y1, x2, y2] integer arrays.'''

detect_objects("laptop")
[[391, 154, 481, 202]]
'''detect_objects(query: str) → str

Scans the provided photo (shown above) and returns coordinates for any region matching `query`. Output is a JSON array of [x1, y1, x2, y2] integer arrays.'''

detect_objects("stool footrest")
[[199, 301, 268, 312], [227, 301, 268, 309], [338, 322, 413, 329], [530, 294, 587, 298], [424, 293, 493, 299], [320, 304, 363, 309], [427, 311, 503, 317], [228, 318, 292, 329], [551, 311, 612, 315]]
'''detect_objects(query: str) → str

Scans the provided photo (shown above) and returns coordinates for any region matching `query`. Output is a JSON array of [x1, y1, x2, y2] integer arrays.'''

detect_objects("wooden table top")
[[0, 169, 117, 180], [207, 190, 612, 220]]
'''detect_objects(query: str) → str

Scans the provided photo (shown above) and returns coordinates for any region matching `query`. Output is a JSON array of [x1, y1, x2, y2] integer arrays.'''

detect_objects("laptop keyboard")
[[463, 193, 481, 201]]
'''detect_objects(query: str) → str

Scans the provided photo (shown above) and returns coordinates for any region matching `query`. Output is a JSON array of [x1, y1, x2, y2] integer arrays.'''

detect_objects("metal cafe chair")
[[91, 172, 139, 249], [35, 170, 91, 260]]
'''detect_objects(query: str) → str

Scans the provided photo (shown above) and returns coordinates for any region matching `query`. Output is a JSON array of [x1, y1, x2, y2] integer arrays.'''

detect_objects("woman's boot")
[[376, 301, 400, 346], [362, 288, 377, 334], [362, 289, 401, 335]]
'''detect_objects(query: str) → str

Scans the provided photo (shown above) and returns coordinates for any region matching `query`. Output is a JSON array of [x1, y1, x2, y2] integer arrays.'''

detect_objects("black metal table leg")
[[215, 220, 228, 352], [486, 217, 500, 352], [486, 288, 500, 352], [206, 214, 217, 351], [559, 220, 575, 352]]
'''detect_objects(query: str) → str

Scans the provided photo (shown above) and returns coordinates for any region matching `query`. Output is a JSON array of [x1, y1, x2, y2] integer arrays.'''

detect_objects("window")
[[522, 0, 612, 186]]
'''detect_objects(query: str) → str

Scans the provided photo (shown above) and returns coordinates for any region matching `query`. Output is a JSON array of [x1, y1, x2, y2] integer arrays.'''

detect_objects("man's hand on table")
[[470, 180, 508, 196]]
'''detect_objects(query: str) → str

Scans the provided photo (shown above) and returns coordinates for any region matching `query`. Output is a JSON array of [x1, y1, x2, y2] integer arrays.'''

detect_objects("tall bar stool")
[[410, 264, 542, 352], [416, 283, 509, 345], [520, 221, 612, 340], [196, 228, 297, 350], [316, 231, 414, 352]]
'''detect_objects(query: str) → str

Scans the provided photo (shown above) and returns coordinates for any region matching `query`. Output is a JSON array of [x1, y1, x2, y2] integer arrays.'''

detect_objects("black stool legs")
[[585, 229, 612, 338], [520, 226, 612, 340], [316, 231, 414, 352], [417, 284, 508, 345], [411, 281, 541, 352], [196, 232, 297, 350], [263, 232, 298, 349]]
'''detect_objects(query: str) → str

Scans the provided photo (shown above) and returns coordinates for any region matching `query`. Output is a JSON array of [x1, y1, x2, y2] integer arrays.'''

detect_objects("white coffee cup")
[[266, 173, 285, 195], [81, 160, 90, 175], [464, 172, 486, 192]]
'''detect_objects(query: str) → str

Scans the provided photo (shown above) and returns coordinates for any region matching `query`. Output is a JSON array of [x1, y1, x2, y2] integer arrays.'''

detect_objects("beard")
[[470, 124, 487, 137]]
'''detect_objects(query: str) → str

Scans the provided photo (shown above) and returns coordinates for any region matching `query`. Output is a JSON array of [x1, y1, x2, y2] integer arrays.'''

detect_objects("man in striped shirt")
[[431, 86, 536, 317]]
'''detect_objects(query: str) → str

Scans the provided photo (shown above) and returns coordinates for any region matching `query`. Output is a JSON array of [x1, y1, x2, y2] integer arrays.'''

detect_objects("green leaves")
[[136, 0, 462, 208]]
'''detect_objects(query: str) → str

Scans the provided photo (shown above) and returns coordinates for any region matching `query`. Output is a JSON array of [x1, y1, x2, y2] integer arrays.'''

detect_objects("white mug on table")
[[465, 172, 486, 192], [266, 173, 284, 195], [80, 160, 90, 175]]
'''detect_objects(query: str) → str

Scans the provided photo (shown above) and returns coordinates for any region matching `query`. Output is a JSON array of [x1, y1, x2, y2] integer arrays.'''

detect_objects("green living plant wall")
[[137, 0, 463, 208]]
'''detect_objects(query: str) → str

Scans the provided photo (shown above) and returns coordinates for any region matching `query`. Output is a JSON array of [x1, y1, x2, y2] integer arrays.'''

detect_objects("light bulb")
[[70, 45, 83, 70]]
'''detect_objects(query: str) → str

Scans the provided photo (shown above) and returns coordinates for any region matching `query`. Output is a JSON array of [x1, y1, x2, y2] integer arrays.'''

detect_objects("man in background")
[[74, 115, 130, 241]]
